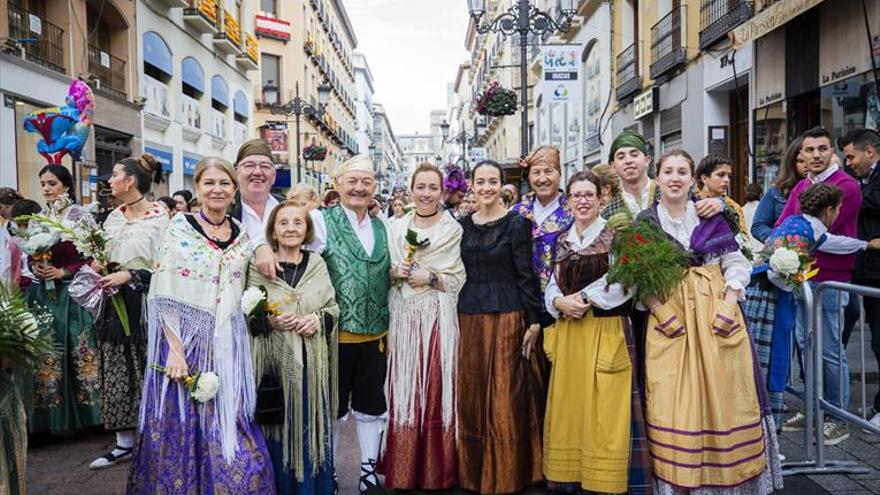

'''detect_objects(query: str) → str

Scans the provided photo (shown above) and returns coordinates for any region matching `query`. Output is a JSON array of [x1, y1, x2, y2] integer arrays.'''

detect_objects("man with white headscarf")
[[308, 155, 390, 494]]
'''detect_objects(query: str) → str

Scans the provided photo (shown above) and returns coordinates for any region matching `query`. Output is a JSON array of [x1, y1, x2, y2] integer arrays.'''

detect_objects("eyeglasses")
[[238, 161, 275, 172], [570, 192, 598, 202]]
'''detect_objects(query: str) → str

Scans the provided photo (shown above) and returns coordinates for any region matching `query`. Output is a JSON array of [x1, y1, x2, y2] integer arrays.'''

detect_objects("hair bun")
[[139, 153, 159, 173]]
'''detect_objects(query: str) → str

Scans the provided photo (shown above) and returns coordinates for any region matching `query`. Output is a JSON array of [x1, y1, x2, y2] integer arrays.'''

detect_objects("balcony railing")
[[183, 0, 218, 33], [235, 33, 259, 71], [88, 44, 126, 96], [213, 10, 241, 54], [650, 6, 687, 80], [699, 0, 754, 49], [616, 43, 640, 101], [7, 5, 65, 74]]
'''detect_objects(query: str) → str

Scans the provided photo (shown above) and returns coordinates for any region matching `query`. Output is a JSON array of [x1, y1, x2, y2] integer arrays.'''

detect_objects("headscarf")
[[235, 139, 274, 165], [608, 130, 648, 163], [334, 154, 374, 178], [523, 145, 561, 172]]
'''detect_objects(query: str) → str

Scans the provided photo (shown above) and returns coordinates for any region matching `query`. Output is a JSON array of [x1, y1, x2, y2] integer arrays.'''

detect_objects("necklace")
[[125, 196, 145, 207], [280, 255, 305, 287], [415, 209, 440, 218], [199, 210, 227, 226]]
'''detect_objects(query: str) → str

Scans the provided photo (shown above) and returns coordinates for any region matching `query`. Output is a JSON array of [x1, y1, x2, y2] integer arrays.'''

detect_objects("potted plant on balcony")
[[475, 81, 517, 117], [303, 143, 327, 161]]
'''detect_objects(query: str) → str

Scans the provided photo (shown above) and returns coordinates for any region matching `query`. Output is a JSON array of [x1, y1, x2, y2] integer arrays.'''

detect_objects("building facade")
[[253, 0, 358, 192], [371, 102, 402, 191], [1, 0, 143, 201], [137, 0, 259, 193], [353, 51, 374, 156]]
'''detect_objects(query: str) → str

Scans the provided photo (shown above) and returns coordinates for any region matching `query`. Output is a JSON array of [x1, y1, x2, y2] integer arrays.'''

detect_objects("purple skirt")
[[125, 371, 276, 494]]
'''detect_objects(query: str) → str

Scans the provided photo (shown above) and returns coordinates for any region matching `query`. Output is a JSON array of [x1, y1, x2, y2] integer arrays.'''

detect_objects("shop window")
[[819, 73, 880, 140], [753, 102, 787, 193]]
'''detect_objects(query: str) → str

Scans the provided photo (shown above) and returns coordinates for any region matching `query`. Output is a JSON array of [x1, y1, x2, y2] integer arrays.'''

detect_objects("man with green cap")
[[602, 130, 725, 222], [231, 138, 286, 278]]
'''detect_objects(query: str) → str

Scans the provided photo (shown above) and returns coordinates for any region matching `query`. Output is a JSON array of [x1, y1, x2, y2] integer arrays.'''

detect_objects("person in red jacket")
[[776, 126, 862, 445]]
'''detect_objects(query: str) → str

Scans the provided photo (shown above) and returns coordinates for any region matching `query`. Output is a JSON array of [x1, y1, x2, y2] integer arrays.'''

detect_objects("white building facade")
[[353, 51, 375, 156], [137, 0, 258, 193]]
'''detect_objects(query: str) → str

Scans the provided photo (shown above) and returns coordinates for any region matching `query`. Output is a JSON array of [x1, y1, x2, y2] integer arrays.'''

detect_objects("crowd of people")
[[0, 125, 878, 495]]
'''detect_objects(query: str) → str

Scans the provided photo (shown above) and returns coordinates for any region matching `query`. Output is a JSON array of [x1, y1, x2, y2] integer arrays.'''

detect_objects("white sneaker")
[[863, 412, 880, 434], [778, 453, 787, 462]]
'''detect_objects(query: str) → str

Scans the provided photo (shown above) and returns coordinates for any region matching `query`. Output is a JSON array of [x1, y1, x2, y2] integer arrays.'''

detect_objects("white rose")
[[241, 287, 265, 315], [191, 372, 220, 402], [24, 232, 55, 254], [769, 247, 800, 276]]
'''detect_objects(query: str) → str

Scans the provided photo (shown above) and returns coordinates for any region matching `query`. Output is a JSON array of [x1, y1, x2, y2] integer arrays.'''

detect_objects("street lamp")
[[441, 119, 479, 173], [467, 0, 576, 157], [268, 80, 332, 183]]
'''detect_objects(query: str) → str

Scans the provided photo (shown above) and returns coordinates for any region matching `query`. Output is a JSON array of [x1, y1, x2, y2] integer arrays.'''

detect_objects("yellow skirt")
[[543, 314, 631, 493], [646, 264, 766, 489]]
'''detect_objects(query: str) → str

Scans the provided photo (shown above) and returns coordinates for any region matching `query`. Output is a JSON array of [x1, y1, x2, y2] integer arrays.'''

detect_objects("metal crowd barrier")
[[781, 281, 880, 476]]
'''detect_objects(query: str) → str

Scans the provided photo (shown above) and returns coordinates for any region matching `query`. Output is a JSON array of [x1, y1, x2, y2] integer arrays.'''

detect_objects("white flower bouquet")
[[149, 363, 220, 403], [242, 286, 278, 318]]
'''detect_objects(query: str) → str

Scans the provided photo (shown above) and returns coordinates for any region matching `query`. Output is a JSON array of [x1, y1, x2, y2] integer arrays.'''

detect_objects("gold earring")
[[125, 184, 131, 192]]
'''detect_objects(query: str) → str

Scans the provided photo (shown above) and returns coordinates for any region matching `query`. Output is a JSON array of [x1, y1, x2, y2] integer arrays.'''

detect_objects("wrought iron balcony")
[[616, 43, 641, 102], [88, 44, 126, 96], [6, 5, 65, 74], [699, 0, 754, 49], [183, 0, 218, 34], [650, 6, 687, 80]]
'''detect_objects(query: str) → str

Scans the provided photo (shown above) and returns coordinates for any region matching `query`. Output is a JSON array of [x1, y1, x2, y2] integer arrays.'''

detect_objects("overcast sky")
[[345, 1, 470, 135]]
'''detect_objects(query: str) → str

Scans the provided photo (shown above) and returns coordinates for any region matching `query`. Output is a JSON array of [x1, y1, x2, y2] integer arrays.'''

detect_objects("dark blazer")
[[227, 191, 286, 222], [856, 164, 880, 282]]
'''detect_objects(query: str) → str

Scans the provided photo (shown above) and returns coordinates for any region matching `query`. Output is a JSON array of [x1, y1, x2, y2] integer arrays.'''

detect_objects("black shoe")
[[359, 459, 387, 495]]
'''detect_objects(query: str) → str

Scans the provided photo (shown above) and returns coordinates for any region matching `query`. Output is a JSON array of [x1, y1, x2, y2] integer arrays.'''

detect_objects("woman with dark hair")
[[154, 196, 177, 217], [744, 138, 808, 426], [457, 160, 544, 494], [247, 200, 338, 493], [627, 150, 783, 495], [542, 170, 651, 494], [88, 154, 169, 469], [172, 190, 192, 213], [25, 164, 102, 434]]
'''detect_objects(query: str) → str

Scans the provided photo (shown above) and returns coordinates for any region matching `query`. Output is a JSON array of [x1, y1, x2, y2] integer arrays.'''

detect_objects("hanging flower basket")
[[475, 81, 517, 117], [302, 144, 327, 161]]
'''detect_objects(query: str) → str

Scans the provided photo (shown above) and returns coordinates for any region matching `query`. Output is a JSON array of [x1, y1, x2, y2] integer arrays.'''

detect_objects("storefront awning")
[[143, 32, 172, 76], [181, 57, 205, 93], [731, 0, 825, 48], [233, 90, 249, 118], [211, 75, 229, 107]]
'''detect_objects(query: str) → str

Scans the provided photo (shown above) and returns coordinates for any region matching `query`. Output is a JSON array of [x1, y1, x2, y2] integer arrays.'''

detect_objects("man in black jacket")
[[845, 128, 880, 427], [231, 139, 286, 279]]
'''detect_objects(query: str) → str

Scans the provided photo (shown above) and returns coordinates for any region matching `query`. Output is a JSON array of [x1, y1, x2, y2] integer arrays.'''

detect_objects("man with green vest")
[[308, 154, 390, 494]]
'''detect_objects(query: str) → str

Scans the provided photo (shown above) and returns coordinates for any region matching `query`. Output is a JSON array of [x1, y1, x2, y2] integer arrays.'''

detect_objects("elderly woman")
[[25, 165, 101, 434], [385, 163, 465, 490], [126, 158, 275, 494], [247, 200, 338, 493], [88, 154, 169, 469]]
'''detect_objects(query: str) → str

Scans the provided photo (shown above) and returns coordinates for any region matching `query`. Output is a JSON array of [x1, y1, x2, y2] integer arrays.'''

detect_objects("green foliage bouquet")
[[0, 283, 55, 370], [606, 220, 689, 303]]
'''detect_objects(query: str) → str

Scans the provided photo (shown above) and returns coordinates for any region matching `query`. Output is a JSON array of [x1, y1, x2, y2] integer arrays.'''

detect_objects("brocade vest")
[[322, 206, 390, 336]]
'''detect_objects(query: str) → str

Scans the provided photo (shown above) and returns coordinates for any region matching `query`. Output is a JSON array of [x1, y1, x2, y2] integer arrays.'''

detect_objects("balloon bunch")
[[22, 80, 94, 165]]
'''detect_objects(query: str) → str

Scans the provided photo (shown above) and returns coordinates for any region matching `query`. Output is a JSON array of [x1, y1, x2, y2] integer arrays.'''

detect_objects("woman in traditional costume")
[[457, 160, 544, 494], [744, 138, 807, 427], [126, 158, 275, 494], [88, 154, 169, 469], [384, 163, 465, 490], [542, 170, 652, 494], [247, 201, 338, 494], [26, 165, 101, 434], [635, 150, 783, 494]]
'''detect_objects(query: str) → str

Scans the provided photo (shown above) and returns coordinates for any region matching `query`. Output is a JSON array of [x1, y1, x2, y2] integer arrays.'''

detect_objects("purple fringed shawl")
[[637, 205, 740, 265]]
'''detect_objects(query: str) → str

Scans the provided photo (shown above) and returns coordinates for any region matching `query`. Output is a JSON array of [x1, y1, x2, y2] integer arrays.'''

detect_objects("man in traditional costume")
[[307, 154, 391, 494], [230, 139, 286, 279]]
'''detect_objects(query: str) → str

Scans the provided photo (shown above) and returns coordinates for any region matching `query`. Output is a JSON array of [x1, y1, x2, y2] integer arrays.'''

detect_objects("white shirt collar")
[[620, 179, 653, 215], [810, 164, 839, 184], [657, 201, 699, 249], [533, 193, 562, 226], [341, 204, 370, 228], [565, 216, 607, 250]]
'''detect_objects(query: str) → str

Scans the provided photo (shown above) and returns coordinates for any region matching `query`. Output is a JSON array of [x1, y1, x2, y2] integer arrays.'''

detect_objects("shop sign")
[[263, 121, 288, 154], [754, 29, 785, 107], [183, 153, 200, 177], [540, 45, 581, 103], [731, 0, 825, 47], [633, 87, 658, 120], [469, 147, 487, 163], [818, 0, 878, 86]]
